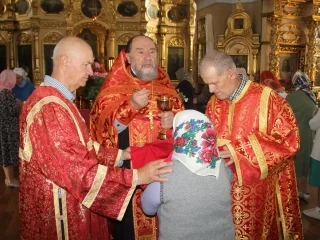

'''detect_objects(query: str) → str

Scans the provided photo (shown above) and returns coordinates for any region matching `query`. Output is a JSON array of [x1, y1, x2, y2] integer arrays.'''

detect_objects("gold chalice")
[[157, 95, 173, 140]]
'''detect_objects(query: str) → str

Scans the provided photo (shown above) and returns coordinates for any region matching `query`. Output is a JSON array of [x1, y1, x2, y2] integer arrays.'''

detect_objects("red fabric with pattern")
[[19, 85, 135, 240]]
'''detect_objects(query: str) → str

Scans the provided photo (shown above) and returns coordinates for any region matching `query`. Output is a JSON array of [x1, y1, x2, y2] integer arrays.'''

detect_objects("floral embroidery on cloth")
[[172, 110, 221, 177]]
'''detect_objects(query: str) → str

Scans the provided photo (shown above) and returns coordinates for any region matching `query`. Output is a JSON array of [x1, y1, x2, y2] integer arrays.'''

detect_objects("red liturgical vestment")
[[90, 50, 183, 239], [207, 81, 303, 240], [19, 85, 137, 240]]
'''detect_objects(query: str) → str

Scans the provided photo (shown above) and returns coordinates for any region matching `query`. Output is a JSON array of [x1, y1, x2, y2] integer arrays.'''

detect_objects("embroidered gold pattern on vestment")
[[82, 165, 108, 208], [260, 88, 272, 134], [248, 134, 268, 180], [118, 169, 138, 221], [19, 96, 85, 162]]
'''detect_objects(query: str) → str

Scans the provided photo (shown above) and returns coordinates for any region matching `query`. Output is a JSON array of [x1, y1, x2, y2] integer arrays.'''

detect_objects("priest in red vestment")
[[90, 35, 184, 240], [19, 36, 172, 240], [199, 50, 303, 240]]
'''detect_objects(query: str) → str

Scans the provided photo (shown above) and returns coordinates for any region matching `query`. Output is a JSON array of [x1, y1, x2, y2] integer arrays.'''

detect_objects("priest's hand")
[[137, 160, 172, 185], [122, 147, 131, 160], [159, 111, 174, 129], [130, 88, 150, 110]]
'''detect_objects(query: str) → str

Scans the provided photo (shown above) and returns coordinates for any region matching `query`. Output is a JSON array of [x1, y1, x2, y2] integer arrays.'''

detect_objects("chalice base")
[[157, 129, 167, 140]]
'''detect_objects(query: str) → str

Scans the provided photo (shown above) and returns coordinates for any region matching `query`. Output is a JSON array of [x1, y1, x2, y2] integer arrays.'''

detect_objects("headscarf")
[[236, 68, 248, 81], [172, 110, 221, 177], [260, 70, 278, 83], [292, 70, 317, 104], [13, 67, 26, 79], [175, 68, 195, 88], [261, 78, 285, 92], [0, 69, 16, 91]]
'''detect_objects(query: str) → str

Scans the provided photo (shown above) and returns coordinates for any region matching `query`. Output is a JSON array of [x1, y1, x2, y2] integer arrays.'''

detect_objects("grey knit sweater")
[[158, 159, 235, 240]]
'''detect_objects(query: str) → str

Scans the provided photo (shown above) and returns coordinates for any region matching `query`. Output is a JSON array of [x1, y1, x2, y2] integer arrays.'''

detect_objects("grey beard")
[[132, 67, 158, 81]]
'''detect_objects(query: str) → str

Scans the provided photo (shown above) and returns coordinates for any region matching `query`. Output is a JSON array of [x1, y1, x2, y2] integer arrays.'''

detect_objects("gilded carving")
[[146, 26, 158, 33], [43, 31, 64, 44], [40, 21, 67, 28], [305, 20, 318, 85], [116, 23, 141, 31], [17, 33, 32, 45], [268, 15, 282, 74], [148, 34, 157, 44], [161, 0, 187, 4], [160, 27, 183, 34], [0, 34, 6, 44], [278, 24, 306, 45], [118, 33, 134, 45], [225, 2, 253, 39], [216, 1, 260, 74], [168, 36, 184, 47], [0, 23, 15, 29], [281, 2, 303, 17]]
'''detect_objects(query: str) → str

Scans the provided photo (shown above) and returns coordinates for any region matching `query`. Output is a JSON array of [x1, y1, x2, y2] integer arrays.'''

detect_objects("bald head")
[[52, 37, 92, 65], [51, 36, 94, 92], [199, 50, 236, 76]]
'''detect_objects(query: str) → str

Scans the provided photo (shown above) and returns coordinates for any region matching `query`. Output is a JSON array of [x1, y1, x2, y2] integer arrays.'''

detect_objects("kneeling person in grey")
[[141, 110, 235, 240]]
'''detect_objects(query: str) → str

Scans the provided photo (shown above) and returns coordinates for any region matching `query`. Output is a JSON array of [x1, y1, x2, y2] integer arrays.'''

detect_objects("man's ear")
[[126, 53, 131, 64], [60, 55, 69, 72]]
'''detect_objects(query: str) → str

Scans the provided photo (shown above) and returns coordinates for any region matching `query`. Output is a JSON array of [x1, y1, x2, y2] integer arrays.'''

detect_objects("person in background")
[[19, 36, 172, 240], [12, 67, 35, 102], [197, 85, 213, 114], [286, 71, 317, 201], [141, 110, 235, 240], [90, 35, 183, 240], [175, 68, 195, 109], [260, 70, 278, 84], [261, 76, 287, 98], [303, 107, 320, 220], [200, 50, 303, 239], [21, 65, 32, 82], [0, 70, 19, 188], [253, 70, 260, 82]]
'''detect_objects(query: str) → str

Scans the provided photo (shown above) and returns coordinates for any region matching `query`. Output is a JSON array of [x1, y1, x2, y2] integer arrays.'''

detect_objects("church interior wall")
[[196, 1, 262, 51], [0, 0, 319, 93]]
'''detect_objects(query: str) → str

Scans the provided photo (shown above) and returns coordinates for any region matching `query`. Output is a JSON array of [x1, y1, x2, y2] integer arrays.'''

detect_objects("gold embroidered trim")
[[228, 103, 235, 134], [117, 169, 138, 221], [114, 150, 122, 167], [248, 134, 268, 180], [217, 138, 231, 147], [52, 183, 69, 240], [260, 87, 272, 134], [226, 142, 243, 186], [276, 178, 287, 240], [19, 96, 85, 162], [87, 140, 93, 151], [82, 165, 108, 208], [93, 141, 100, 154]]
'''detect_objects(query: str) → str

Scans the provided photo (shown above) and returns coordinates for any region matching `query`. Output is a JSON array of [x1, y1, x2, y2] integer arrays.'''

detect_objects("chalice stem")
[[158, 128, 167, 140]]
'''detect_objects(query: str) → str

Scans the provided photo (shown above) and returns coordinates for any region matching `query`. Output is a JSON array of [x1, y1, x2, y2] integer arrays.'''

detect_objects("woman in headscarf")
[[175, 68, 195, 109], [286, 70, 317, 200], [140, 110, 234, 240], [260, 70, 278, 83], [0, 70, 20, 187], [260, 75, 287, 98]]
